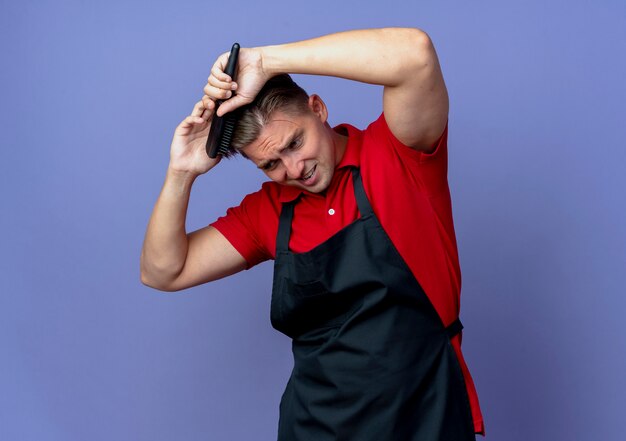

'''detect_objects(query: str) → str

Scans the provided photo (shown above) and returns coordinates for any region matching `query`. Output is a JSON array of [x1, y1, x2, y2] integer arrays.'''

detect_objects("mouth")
[[300, 164, 316, 181]]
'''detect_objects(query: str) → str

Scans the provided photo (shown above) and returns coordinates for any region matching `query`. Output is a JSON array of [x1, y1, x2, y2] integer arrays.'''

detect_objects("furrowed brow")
[[281, 129, 303, 151], [256, 129, 302, 170]]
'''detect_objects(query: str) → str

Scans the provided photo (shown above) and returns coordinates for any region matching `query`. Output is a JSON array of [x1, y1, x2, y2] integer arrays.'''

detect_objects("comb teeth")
[[217, 115, 237, 157]]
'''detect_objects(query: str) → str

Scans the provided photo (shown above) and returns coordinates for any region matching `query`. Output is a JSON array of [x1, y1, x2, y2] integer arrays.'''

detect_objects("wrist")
[[166, 166, 199, 187], [258, 45, 288, 78]]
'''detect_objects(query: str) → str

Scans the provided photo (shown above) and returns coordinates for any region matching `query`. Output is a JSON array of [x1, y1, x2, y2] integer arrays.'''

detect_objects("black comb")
[[206, 43, 240, 158]]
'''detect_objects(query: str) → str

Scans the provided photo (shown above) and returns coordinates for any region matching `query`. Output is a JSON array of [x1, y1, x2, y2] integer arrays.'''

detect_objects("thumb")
[[216, 94, 251, 117]]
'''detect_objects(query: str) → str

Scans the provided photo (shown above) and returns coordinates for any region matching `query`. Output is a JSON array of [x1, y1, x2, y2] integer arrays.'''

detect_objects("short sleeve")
[[210, 187, 275, 268], [372, 113, 450, 197]]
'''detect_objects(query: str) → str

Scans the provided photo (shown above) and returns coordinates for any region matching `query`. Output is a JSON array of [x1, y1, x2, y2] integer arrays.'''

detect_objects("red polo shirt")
[[211, 113, 485, 435]]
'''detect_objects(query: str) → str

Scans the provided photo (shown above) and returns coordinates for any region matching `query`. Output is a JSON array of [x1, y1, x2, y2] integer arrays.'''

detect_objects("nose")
[[283, 156, 304, 180]]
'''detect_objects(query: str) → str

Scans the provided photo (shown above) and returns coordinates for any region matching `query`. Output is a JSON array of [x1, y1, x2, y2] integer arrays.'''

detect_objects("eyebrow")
[[257, 129, 303, 170]]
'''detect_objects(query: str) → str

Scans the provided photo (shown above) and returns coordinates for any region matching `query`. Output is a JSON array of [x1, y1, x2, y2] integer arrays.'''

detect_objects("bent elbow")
[[389, 28, 436, 79], [140, 252, 180, 292], [140, 269, 178, 292], [410, 29, 436, 64]]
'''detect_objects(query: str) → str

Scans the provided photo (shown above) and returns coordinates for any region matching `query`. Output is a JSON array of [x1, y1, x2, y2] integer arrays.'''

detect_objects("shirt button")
[[328, 208, 335, 215]]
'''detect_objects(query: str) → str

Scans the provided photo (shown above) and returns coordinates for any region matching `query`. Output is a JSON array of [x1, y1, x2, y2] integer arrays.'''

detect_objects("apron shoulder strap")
[[276, 197, 299, 254], [350, 167, 374, 217]]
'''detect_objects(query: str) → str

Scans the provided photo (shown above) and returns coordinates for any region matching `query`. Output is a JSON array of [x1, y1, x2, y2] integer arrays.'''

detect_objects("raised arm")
[[140, 100, 247, 292], [209, 28, 448, 152]]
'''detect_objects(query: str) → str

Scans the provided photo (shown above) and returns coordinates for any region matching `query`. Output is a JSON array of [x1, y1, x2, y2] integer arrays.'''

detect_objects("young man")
[[141, 28, 485, 439]]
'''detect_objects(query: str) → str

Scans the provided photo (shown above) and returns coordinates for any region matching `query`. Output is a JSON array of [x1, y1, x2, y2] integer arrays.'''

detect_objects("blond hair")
[[224, 74, 309, 157]]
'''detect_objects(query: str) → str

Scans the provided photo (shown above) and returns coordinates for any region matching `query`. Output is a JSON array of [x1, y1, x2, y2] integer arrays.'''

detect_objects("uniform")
[[212, 113, 485, 438]]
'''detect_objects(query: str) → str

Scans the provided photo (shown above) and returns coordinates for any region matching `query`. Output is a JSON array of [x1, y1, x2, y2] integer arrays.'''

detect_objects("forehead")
[[241, 112, 305, 160]]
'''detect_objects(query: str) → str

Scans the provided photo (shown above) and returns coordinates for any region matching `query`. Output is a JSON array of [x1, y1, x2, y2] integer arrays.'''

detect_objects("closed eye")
[[262, 160, 278, 171], [289, 138, 302, 150]]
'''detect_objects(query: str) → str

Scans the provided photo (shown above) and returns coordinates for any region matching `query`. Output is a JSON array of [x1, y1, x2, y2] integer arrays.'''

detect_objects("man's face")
[[240, 96, 339, 193]]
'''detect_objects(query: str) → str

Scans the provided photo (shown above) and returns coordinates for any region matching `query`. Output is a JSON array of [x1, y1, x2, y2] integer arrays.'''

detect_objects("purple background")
[[2, 1, 625, 440]]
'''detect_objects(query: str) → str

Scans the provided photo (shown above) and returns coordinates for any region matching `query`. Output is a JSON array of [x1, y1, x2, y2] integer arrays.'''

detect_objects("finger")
[[217, 95, 249, 117], [208, 74, 235, 92], [201, 95, 216, 110], [199, 100, 213, 118], [184, 115, 204, 125], [202, 95, 216, 109], [203, 83, 233, 101], [200, 107, 212, 120], [210, 54, 231, 81], [176, 115, 202, 134], [210, 65, 232, 84], [191, 100, 205, 117]]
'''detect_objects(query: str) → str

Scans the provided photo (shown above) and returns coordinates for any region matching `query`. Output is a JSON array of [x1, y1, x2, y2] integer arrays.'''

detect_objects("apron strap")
[[276, 196, 299, 254], [445, 318, 464, 339], [350, 168, 374, 217]]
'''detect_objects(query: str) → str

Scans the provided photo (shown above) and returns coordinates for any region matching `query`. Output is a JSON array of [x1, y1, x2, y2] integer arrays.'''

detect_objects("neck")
[[331, 126, 349, 167]]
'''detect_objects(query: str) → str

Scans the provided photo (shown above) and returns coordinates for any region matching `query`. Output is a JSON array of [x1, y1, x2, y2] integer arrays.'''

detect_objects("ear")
[[307, 94, 328, 123]]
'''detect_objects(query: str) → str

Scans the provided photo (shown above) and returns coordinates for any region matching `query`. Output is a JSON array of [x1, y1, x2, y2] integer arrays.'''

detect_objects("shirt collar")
[[277, 123, 363, 203]]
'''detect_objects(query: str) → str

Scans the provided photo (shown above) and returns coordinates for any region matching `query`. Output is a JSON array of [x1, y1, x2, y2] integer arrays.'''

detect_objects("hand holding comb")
[[206, 43, 240, 158]]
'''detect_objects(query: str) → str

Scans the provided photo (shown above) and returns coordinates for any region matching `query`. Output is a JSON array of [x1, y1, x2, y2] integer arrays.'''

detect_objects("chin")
[[307, 172, 333, 193], [305, 184, 327, 194]]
